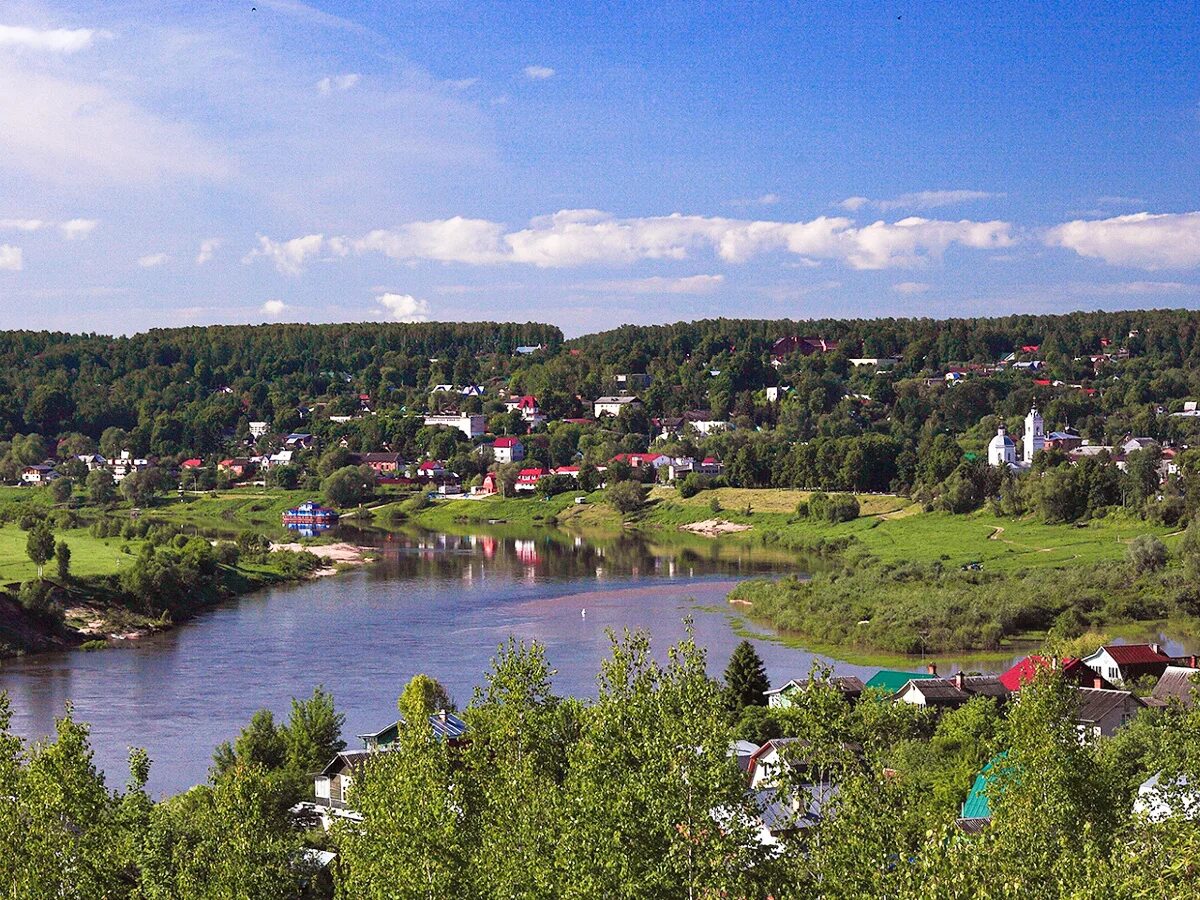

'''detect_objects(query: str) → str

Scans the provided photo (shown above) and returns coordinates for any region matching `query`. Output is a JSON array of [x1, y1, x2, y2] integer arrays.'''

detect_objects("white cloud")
[[243, 234, 326, 275], [0, 245, 22, 271], [0, 25, 110, 54], [348, 218, 507, 265], [317, 73, 360, 95], [876, 190, 1001, 211], [137, 252, 169, 268], [376, 292, 430, 322], [758, 193, 780, 205], [523, 65, 555, 80], [581, 274, 726, 295], [841, 190, 1001, 212], [261, 298, 288, 315], [893, 281, 931, 294], [0, 217, 97, 238], [0, 218, 47, 232], [196, 237, 222, 265], [0, 61, 228, 184], [260, 210, 1015, 273], [1045, 212, 1200, 269], [59, 218, 98, 239], [446, 78, 478, 90]]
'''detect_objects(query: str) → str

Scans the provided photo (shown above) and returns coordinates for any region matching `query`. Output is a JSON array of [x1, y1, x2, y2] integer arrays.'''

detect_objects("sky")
[[0, 0, 1198, 336]]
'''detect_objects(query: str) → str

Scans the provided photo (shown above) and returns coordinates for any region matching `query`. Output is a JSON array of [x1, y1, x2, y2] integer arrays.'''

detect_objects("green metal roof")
[[961, 753, 1007, 819], [864, 670, 937, 693]]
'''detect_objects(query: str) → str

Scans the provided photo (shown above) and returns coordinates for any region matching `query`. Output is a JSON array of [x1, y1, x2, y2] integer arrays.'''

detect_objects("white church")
[[987, 405, 1044, 469]]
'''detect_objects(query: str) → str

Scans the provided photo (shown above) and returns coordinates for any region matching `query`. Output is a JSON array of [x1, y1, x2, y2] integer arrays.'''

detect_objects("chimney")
[[953, 672, 965, 691], [1190, 655, 1198, 669], [1093, 674, 1103, 690], [1151, 643, 1162, 656], [926, 663, 938, 676]]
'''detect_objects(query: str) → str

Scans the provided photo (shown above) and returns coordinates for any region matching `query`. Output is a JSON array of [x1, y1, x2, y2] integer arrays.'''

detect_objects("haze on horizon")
[[0, 0, 1197, 337]]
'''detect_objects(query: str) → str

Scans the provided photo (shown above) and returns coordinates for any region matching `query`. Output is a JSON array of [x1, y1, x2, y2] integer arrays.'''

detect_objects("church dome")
[[989, 430, 1015, 451]]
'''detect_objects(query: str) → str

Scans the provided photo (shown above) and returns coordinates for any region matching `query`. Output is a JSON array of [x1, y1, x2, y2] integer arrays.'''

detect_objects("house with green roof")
[[957, 752, 1009, 831], [864, 668, 938, 694]]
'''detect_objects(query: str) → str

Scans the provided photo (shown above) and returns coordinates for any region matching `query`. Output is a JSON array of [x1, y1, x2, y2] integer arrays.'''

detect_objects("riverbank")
[[397, 485, 1190, 656]]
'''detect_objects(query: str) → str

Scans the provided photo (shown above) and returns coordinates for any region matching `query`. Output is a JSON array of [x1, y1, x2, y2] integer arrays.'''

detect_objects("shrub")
[[1127, 534, 1167, 574]]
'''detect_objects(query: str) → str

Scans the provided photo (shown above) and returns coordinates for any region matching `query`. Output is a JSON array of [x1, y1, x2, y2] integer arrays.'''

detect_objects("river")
[[0, 529, 940, 795]]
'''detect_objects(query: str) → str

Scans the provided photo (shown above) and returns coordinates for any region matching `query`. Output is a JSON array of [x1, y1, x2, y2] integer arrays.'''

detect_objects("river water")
[[0, 529, 935, 795]]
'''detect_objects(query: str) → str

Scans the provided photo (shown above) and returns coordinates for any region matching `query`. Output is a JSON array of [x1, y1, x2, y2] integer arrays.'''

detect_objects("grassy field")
[[0, 523, 138, 585]]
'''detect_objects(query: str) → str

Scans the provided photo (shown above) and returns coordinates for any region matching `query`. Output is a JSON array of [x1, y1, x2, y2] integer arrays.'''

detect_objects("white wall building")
[[1023, 405, 1045, 463], [987, 425, 1017, 467], [423, 413, 487, 439], [593, 396, 642, 417]]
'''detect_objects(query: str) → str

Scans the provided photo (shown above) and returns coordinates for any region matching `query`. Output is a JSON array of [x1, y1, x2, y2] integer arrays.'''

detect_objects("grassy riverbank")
[[404, 486, 1171, 574], [0, 488, 352, 658]]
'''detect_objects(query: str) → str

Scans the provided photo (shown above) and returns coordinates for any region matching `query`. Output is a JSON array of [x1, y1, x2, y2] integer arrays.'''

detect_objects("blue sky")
[[0, 0, 1197, 335]]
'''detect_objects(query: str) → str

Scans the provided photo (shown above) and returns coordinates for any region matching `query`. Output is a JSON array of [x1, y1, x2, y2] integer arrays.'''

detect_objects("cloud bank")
[[248, 210, 1016, 274], [1045, 212, 1200, 270]]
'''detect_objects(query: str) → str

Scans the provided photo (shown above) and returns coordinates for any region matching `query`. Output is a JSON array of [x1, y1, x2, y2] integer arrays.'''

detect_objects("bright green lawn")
[[0, 524, 137, 584]]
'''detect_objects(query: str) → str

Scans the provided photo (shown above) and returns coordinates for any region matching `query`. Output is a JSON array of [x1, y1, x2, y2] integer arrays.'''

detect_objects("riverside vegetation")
[[3, 632, 1199, 898]]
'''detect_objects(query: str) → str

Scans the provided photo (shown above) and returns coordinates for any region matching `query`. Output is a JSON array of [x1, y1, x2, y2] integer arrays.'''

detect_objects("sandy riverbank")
[[680, 519, 753, 537], [270, 541, 372, 576]]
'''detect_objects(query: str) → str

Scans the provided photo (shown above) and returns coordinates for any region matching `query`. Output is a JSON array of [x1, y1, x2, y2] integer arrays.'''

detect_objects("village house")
[[1081, 644, 1173, 686], [1044, 430, 1084, 452], [864, 666, 938, 693], [265, 449, 294, 469], [593, 395, 642, 417], [766, 676, 865, 708], [248, 421, 270, 438], [489, 436, 525, 464], [218, 458, 255, 480], [503, 395, 546, 428], [358, 710, 469, 750], [283, 433, 316, 450], [20, 463, 58, 485], [1148, 665, 1200, 708], [350, 452, 404, 475], [612, 452, 671, 471], [110, 450, 149, 482], [76, 453, 108, 471], [1072, 687, 1145, 739], [514, 466, 548, 492], [1000, 654, 1117, 691], [892, 678, 970, 709], [423, 412, 487, 439]]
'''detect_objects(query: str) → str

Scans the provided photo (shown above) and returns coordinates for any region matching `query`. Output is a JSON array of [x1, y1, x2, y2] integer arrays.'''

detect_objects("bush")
[[606, 480, 648, 516], [678, 473, 711, 499], [1127, 534, 1168, 574], [806, 491, 860, 523]]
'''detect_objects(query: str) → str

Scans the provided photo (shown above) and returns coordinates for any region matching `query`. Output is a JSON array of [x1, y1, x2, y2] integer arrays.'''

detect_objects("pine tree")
[[724, 640, 769, 710]]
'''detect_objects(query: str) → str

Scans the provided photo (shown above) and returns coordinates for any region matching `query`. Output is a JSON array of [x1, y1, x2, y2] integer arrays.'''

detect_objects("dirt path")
[[680, 519, 752, 537]]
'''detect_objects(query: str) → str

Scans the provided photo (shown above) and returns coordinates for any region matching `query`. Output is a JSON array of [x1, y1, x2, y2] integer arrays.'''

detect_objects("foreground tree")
[[25, 522, 55, 578]]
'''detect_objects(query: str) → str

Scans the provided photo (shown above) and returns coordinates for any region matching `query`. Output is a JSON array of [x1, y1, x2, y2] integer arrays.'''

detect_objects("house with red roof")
[[504, 395, 545, 427], [514, 467, 548, 492], [612, 452, 671, 470], [181, 458, 203, 469], [999, 655, 1116, 692], [489, 436, 525, 465], [1082, 644, 1173, 686]]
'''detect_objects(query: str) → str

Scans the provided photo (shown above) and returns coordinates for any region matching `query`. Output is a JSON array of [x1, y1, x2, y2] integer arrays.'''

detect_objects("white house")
[[423, 413, 487, 439], [504, 395, 546, 427], [987, 425, 1017, 467], [1081, 643, 1172, 686], [490, 436, 525, 465], [111, 450, 149, 482], [593, 395, 642, 417], [249, 421, 270, 438], [848, 357, 899, 369]]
